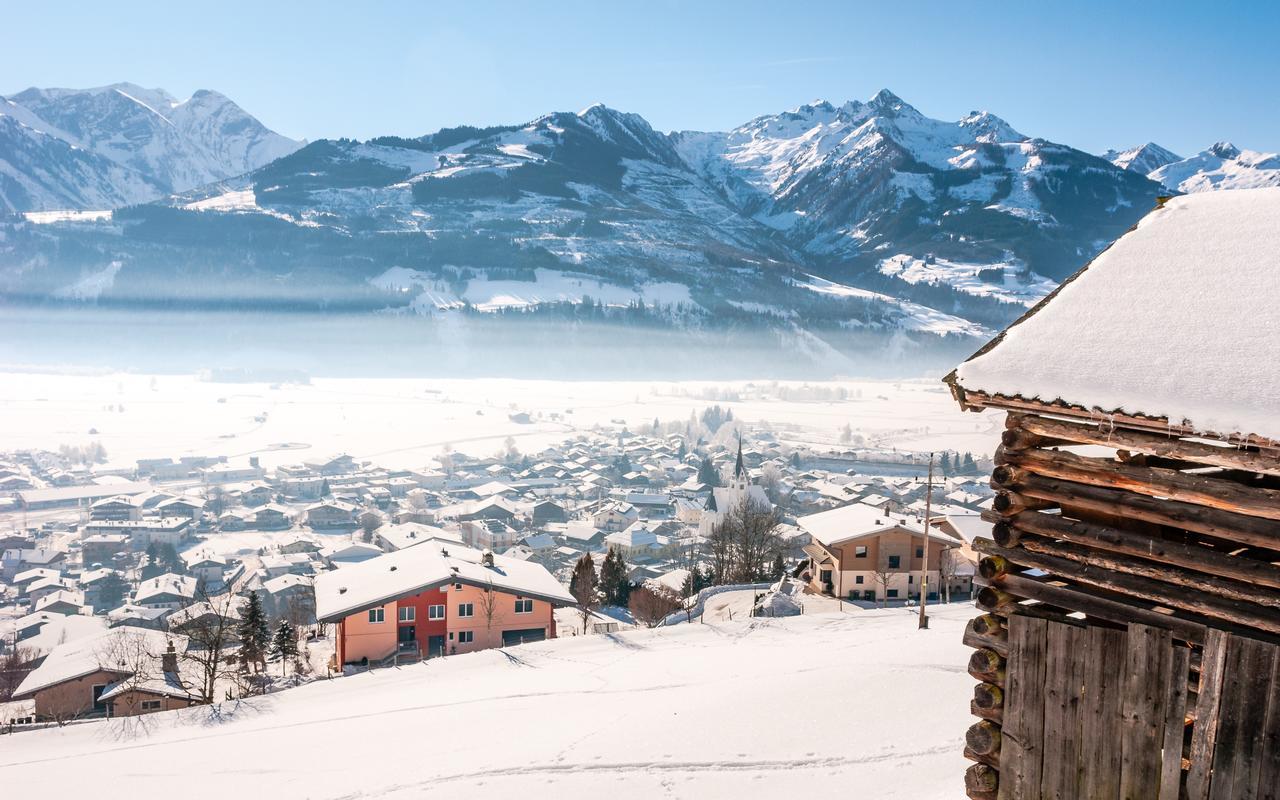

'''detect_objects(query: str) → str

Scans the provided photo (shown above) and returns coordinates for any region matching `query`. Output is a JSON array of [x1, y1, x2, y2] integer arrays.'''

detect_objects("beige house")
[[797, 501, 961, 602]]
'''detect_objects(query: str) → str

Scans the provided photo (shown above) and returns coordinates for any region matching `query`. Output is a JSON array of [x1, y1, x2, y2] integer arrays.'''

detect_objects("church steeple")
[[733, 434, 747, 490]]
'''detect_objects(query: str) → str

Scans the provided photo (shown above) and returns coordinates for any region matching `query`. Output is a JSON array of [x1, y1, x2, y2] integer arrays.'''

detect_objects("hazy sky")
[[5, 1, 1278, 156]]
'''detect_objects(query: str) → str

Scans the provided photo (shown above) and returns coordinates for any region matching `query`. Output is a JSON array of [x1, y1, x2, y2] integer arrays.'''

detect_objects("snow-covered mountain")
[[1106, 140, 1279, 193], [0, 83, 301, 213], [1, 90, 1173, 374], [1102, 142, 1182, 175]]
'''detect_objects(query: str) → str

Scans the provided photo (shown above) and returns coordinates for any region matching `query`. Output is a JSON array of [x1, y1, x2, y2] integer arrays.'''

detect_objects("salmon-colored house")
[[314, 537, 575, 667]]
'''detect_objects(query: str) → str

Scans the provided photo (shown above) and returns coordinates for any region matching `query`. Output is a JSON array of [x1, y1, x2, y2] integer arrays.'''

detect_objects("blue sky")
[[4, 1, 1278, 156]]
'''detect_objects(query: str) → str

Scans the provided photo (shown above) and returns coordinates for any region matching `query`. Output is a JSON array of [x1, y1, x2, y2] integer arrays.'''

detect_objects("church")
[[699, 438, 772, 535]]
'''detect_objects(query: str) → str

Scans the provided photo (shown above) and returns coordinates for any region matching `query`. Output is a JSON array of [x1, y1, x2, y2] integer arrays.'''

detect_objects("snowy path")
[[0, 605, 976, 799]]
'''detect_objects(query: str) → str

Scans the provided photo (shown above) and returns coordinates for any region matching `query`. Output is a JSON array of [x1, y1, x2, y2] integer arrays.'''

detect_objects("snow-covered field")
[[0, 604, 976, 799], [0, 372, 1002, 471]]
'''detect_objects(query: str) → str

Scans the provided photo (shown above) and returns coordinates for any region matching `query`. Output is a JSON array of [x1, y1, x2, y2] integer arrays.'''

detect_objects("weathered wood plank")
[[1013, 413, 1280, 477], [1222, 638, 1276, 800], [999, 615, 1048, 800], [974, 565, 1209, 645], [1120, 624, 1171, 799], [1080, 626, 1126, 800], [1186, 629, 1229, 800], [991, 472, 1280, 550], [1158, 644, 1191, 800], [1041, 622, 1084, 799], [1208, 635, 1249, 800], [974, 538, 1280, 635], [994, 446, 1280, 521], [1004, 509, 1280, 592], [1255, 644, 1280, 800]]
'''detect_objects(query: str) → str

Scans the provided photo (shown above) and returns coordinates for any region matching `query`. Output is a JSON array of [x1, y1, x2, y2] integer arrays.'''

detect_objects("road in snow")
[[0, 604, 977, 799]]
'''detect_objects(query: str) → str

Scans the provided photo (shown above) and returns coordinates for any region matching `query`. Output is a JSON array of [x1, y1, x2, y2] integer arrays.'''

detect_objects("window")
[[854, 546, 868, 558], [398, 606, 415, 622], [368, 608, 385, 623], [458, 631, 474, 644], [887, 589, 899, 598], [141, 699, 162, 711], [428, 604, 445, 620], [908, 575, 914, 584], [458, 603, 474, 618], [916, 547, 924, 558], [854, 575, 864, 585], [454, 583, 463, 591], [515, 598, 533, 614], [887, 555, 901, 569]]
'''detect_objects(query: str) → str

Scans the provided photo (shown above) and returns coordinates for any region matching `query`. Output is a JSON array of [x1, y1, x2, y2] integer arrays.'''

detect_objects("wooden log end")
[[965, 720, 1002, 757], [964, 763, 999, 796], [972, 681, 1004, 710], [975, 585, 1021, 614]]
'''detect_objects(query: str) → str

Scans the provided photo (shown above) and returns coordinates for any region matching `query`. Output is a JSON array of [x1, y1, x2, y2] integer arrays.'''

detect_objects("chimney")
[[482, 549, 494, 568], [162, 641, 178, 674]]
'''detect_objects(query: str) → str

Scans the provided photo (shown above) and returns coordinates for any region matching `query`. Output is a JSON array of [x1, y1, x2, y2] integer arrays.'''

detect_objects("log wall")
[[962, 410, 1280, 799]]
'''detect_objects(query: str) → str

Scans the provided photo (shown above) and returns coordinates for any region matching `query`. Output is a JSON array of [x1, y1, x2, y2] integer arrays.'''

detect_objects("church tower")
[[732, 434, 748, 491]]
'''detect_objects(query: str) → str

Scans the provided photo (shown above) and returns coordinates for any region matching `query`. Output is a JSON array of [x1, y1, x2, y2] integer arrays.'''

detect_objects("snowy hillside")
[[0, 83, 301, 212], [0, 605, 976, 800]]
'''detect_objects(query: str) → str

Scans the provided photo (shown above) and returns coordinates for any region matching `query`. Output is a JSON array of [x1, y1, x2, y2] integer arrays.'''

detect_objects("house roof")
[[98, 670, 198, 703], [949, 188, 1280, 443], [313, 539, 575, 623], [134, 574, 197, 604], [377, 522, 458, 551], [13, 627, 182, 699], [796, 502, 943, 548]]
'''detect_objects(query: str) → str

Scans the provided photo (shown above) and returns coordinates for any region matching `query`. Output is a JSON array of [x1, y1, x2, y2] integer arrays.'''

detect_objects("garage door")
[[502, 628, 546, 647]]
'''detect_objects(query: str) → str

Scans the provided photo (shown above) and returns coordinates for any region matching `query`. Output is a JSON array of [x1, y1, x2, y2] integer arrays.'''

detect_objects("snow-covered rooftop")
[[795, 501, 938, 547], [313, 539, 574, 622], [953, 187, 1280, 442]]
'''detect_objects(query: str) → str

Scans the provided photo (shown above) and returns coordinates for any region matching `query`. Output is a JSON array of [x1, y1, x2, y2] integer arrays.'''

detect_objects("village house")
[[11, 628, 189, 720], [797, 501, 959, 602], [305, 500, 359, 529], [314, 540, 574, 666], [82, 517, 191, 548], [81, 533, 130, 567], [89, 494, 145, 521], [252, 503, 293, 530], [133, 573, 198, 610]]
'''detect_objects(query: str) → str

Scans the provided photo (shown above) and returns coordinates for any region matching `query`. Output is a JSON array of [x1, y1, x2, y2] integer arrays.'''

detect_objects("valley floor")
[[0, 603, 976, 800]]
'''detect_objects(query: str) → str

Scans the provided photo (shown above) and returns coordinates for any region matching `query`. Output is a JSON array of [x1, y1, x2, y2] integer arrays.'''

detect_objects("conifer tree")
[[238, 592, 270, 673], [270, 619, 299, 676], [939, 452, 952, 475], [772, 551, 786, 580], [569, 552, 599, 634], [697, 456, 720, 487]]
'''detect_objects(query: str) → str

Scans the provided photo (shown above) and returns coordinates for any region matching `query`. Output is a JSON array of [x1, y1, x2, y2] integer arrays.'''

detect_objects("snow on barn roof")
[[950, 188, 1280, 442], [313, 539, 575, 623]]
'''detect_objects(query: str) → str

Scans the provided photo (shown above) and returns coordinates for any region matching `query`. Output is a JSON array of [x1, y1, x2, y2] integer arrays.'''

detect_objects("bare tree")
[[93, 630, 162, 718], [708, 497, 784, 584], [628, 584, 683, 628], [173, 589, 239, 704], [938, 547, 959, 604], [0, 645, 36, 703], [569, 552, 599, 634], [871, 553, 895, 608], [477, 577, 501, 647]]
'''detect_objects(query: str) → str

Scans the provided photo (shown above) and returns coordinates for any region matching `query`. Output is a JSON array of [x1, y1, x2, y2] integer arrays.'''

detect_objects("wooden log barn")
[[944, 187, 1280, 799]]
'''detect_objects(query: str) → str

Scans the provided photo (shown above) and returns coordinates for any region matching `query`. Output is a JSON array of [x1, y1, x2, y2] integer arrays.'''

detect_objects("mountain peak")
[[1104, 142, 1182, 174], [867, 88, 905, 110], [1208, 140, 1240, 159]]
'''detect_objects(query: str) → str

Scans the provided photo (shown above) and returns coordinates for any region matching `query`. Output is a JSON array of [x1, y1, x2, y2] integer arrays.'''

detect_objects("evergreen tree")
[[789, 451, 802, 468], [652, 417, 660, 434], [238, 592, 270, 673], [613, 453, 632, 476], [141, 543, 163, 580], [962, 452, 977, 474], [96, 571, 127, 611], [158, 542, 184, 574], [569, 553, 600, 634], [772, 551, 786, 580], [697, 456, 720, 487], [599, 547, 629, 606], [677, 440, 687, 459], [939, 452, 952, 475], [269, 619, 299, 676]]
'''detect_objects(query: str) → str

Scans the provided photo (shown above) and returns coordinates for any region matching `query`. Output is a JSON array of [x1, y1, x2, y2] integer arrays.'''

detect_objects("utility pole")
[[918, 451, 933, 630]]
